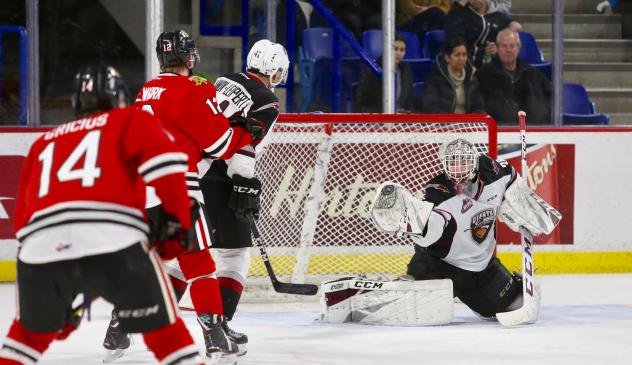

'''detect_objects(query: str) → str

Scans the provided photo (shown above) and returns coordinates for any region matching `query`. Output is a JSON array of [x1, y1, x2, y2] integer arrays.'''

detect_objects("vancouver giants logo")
[[470, 208, 496, 244]]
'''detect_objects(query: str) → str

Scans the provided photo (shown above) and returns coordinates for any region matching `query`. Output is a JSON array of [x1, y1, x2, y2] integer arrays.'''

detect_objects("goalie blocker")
[[320, 278, 453, 326]]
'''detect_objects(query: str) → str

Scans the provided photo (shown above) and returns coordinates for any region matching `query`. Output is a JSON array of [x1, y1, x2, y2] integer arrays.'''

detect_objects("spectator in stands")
[[356, 35, 417, 113], [477, 29, 551, 125], [397, 0, 450, 44], [318, 0, 382, 39], [421, 38, 485, 114], [445, 0, 521, 69], [487, 0, 513, 14], [596, 0, 618, 14], [450, 0, 512, 14]]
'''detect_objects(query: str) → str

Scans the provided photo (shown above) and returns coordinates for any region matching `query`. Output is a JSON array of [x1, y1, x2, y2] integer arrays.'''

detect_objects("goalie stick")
[[497, 111, 540, 327], [248, 214, 319, 295]]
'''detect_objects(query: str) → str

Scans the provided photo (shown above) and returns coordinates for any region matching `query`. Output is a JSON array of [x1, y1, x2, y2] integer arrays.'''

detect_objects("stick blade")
[[274, 282, 319, 295], [496, 307, 533, 327], [496, 284, 541, 327]]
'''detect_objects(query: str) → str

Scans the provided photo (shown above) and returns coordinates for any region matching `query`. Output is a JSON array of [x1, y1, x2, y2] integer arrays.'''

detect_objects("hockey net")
[[244, 114, 497, 301]]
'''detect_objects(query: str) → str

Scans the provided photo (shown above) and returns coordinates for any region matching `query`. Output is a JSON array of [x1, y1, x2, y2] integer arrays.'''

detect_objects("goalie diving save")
[[320, 138, 561, 326]]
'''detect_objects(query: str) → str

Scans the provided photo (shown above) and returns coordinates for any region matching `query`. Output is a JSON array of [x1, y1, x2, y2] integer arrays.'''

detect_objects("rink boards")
[[1, 126, 632, 280]]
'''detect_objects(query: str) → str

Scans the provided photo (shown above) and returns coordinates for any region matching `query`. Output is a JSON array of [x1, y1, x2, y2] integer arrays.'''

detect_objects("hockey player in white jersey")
[[194, 39, 289, 355], [366, 138, 560, 321]]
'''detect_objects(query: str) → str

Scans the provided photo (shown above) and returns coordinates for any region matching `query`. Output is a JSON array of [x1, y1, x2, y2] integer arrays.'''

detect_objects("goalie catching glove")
[[498, 177, 562, 236], [369, 182, 434, 239], [230, 174, 262, 221]]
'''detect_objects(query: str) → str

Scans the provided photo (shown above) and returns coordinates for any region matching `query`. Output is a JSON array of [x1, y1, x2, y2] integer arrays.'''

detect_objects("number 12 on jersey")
[[37, 130, 102, 197]]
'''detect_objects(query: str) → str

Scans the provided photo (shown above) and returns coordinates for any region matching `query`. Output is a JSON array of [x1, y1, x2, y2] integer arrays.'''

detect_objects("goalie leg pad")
[[320, 278, 453, 326]]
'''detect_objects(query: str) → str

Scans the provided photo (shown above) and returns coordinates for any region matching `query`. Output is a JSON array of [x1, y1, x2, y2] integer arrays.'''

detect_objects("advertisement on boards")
[[496, 143, 575, 245]]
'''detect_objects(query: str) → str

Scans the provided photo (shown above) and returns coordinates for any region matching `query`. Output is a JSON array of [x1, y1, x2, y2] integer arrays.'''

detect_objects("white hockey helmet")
[[440, 138, 479, 184], [247, 39, 290, 87]]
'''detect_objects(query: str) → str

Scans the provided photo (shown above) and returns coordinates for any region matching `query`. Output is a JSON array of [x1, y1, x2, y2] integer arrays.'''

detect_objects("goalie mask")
[[156, 30, 200, 71], [440, 138, 479, 185], [71, 66, 129, 116], [247, 39, 290, 87]]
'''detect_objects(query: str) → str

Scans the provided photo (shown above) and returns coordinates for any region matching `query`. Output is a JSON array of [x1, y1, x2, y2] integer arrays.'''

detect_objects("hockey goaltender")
[[320, 138, 561, 327]]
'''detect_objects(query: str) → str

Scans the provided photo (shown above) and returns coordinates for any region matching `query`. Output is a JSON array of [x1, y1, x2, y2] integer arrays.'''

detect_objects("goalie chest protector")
[[416, 155, 516, 272]]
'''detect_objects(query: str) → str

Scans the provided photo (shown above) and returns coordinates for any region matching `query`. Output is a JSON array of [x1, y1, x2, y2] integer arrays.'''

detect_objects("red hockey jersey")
[[134, 73, 253, 172], [14, 107, 191, 264]]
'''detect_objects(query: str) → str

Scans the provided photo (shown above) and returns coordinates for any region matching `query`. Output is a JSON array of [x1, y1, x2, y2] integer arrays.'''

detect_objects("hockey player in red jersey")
[[0, 66, 205, 365], [195, 39, 289, 355], [101, 30, 263, 362]]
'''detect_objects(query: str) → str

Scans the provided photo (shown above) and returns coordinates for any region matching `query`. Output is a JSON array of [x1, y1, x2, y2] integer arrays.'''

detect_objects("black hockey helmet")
[[156, 30, 200, 70], [71, 66, 129, 116]]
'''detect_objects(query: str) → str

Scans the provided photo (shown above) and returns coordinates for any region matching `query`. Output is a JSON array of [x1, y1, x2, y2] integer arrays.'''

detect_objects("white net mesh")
[[245, 114, 496, 301]]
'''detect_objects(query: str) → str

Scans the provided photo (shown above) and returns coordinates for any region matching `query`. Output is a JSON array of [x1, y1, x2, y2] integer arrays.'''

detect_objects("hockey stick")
[[497, 111, 541, 327], [248, 214, 319, 295]]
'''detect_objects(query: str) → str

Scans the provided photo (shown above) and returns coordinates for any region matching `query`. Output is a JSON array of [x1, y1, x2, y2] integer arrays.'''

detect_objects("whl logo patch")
[[470, 208, 496, 244], [461, 198, 473, 213]]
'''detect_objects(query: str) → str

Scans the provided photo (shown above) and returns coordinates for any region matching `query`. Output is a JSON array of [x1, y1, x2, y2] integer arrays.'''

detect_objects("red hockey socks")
[[0, 320, 56, 364], [143, 317, 201, 364], [218, 276, 244, 321], [189, 277, 223, 315], [177, 249, 223, 315]]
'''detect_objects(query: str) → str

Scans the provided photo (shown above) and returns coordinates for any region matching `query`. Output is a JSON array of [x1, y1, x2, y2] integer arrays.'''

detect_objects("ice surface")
[[1, 274, 631, 364]]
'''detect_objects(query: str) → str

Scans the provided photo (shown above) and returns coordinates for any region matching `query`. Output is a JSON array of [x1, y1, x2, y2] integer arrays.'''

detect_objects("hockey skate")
[[197, 314, 238, 364], [102, 310, 132, 363], [222, 320, 248, 356]]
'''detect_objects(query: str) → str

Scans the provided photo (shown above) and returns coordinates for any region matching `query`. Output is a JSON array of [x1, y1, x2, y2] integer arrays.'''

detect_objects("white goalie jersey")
[[414, 155, 517, 272]]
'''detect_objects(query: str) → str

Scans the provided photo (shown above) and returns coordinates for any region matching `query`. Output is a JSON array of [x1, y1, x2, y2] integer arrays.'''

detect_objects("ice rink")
[[0, 274, 631, 365]]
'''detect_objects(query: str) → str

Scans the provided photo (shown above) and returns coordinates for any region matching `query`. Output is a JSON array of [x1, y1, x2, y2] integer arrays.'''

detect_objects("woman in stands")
[[355, 34, 417, 113], [421, 38, 485, 114]]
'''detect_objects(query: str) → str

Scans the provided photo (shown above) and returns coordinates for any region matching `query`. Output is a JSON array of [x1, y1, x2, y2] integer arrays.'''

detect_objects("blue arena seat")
[[299, 28, 360, 112], [398, 31, 422, 60], [362, 30, 422, 60], [423, 30, 445, 59], [562, 83, 609, 125], [362, 29, 383, 59], [518, 31, 552, 80]]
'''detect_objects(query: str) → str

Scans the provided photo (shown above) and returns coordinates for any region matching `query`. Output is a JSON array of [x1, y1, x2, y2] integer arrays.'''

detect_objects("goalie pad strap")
[[498, 177, 562, 236], [320, 278, 453, 326]]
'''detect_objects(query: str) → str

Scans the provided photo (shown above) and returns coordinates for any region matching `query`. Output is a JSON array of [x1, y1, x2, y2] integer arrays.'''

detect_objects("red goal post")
[[244, 114, 497, 300]]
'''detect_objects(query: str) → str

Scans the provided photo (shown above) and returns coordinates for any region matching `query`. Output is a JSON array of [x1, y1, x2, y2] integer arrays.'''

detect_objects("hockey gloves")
[[56, 305, 84, 340], [229, 115, 264, 143], [148, 202, 196, 260], [229, 174, 262, 221]]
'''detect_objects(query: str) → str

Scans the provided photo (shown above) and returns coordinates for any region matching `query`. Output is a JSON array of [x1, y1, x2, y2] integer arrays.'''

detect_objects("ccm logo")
[[233, 186, 260, 195], [353, 281, 384, 289], [330, 283, 345, 290], [117, 304, 159, 318]]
